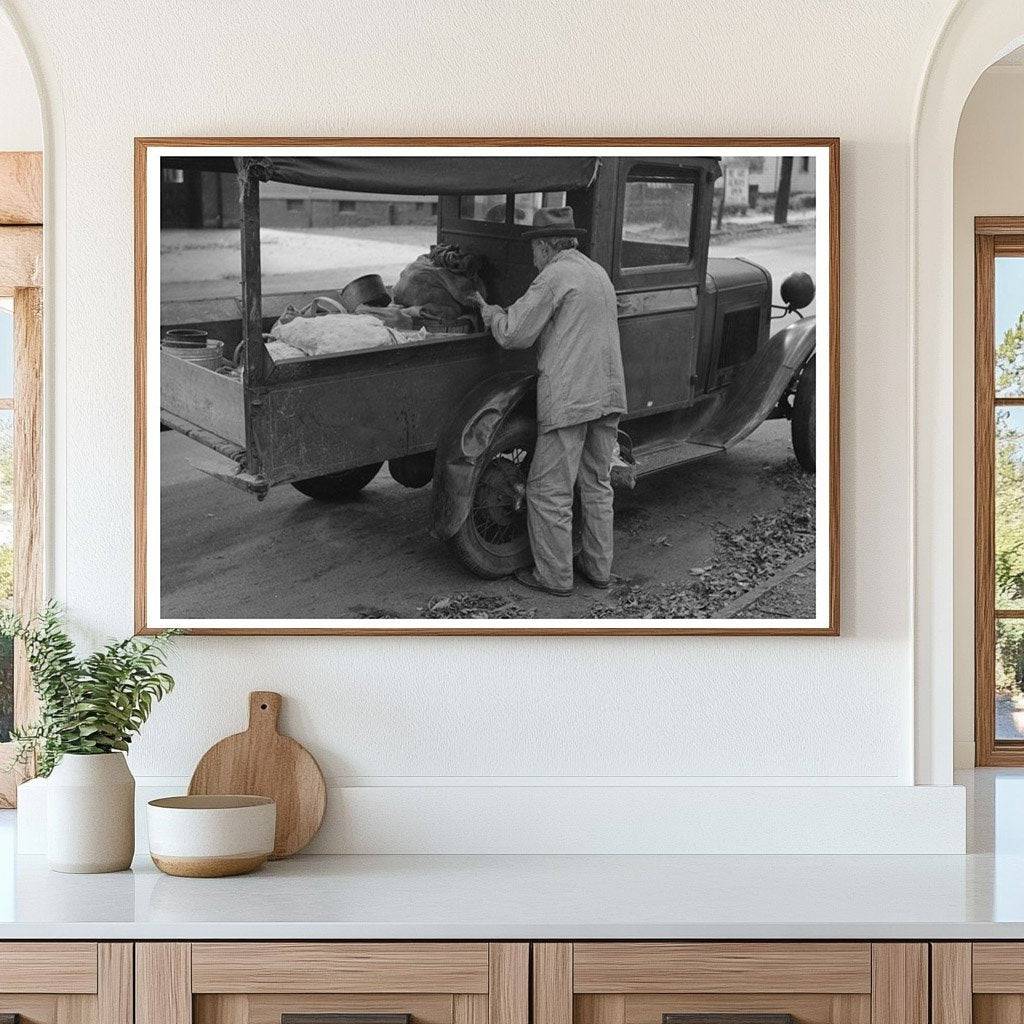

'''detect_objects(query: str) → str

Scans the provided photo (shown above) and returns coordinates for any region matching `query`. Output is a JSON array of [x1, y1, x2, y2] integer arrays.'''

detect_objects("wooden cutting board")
[[188, 691, 326, 859]]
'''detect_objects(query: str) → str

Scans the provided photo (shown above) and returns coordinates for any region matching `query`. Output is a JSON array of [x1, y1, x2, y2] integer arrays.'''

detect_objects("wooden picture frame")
[[0, 151, 43, 806], [135, 137, 840, 636]]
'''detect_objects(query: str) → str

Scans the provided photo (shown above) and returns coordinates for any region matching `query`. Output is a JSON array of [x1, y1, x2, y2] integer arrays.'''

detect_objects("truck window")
[[513, 191, 567, 224], [459, 195, 508, 222], [620, 171, 695, 269], [459, 192, 569, 225]]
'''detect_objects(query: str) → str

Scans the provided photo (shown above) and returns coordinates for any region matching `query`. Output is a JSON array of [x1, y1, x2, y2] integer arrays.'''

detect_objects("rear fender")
[[691, 317, 816, 449], [431, 371, 537, 539]]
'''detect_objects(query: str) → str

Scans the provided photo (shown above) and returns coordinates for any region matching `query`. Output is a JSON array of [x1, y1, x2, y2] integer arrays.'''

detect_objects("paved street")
[[160, 419, 814, 621]]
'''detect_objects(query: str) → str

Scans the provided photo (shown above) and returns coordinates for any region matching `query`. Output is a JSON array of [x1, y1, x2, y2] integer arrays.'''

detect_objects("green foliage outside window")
[[995, 313, 1024, 695]]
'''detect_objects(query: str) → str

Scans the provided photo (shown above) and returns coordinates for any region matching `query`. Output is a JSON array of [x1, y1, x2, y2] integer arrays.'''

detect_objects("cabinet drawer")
[[140, 942, 528, 1024], [572, 944, 872, 994], [973, 943, 1024, 992], [191, 943, 490, 993], [0, 942, 98, 993]]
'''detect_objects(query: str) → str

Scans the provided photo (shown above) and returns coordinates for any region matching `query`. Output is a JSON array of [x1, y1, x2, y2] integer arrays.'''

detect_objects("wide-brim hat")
[[523, 206, 587, 239]]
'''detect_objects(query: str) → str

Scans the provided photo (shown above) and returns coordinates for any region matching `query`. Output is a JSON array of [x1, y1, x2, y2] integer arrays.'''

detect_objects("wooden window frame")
[[975, 217, 1024, 764], [0, 151, 43, 806]]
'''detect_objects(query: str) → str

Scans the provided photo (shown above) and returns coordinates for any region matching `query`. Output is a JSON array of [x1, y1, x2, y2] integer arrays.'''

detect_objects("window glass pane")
[[0, 409, 11, 742], [997, 407, 1024, 609], [512, 191, 567, 225], [997, 619, 1024, 739], [0, 301, 14, 398], [996, 256, 1024, 396], [459, 195, 507, 223], [620, 173, 694, 269]]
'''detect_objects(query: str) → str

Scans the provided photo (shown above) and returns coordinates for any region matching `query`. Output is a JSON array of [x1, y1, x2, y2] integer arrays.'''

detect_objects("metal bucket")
[[163, 327, 209, 348], [340, 274, 390, 312], [162, 335, 223, 370]]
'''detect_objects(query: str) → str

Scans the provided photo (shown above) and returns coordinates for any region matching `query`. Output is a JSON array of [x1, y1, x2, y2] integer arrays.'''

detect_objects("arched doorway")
[[914, 0, 1024, 785]]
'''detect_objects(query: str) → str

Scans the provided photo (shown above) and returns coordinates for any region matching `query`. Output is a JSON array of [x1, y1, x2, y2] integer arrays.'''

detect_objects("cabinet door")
[[533, 944, 927, 1024], [137, 943, 528, 1024], [0, 942, 132, 1024]]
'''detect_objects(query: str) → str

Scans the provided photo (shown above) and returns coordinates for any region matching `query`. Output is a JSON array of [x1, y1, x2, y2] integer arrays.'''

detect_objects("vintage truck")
[[159, 153, 818, 579]]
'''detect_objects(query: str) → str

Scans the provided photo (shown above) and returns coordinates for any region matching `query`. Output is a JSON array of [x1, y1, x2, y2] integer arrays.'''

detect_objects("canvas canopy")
[[242, 156, 601, 195], [161, 154, 723, 194]]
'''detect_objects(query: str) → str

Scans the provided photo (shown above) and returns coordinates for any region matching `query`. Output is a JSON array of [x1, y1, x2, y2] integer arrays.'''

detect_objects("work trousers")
[[527, 413, 620, 591]]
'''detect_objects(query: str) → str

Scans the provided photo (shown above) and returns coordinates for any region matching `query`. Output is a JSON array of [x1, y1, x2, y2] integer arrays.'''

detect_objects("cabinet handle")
[[283, 1016, 411, 1024], [665, 1016, 796, 1024]]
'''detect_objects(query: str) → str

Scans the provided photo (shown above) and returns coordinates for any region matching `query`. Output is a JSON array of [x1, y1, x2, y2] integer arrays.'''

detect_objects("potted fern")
[[2, 604, 177, 873]]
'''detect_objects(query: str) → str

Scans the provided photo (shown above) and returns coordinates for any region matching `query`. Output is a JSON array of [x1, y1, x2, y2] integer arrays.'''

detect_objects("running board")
[[632, 438, 724, 478]]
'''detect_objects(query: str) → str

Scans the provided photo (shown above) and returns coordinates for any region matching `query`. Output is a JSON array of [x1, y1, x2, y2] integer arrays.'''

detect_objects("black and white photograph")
[[139, 142, 837, 633]]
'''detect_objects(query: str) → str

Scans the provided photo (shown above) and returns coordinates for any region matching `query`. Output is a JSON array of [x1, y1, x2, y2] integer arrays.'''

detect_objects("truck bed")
[[160, 327, 523, 488]]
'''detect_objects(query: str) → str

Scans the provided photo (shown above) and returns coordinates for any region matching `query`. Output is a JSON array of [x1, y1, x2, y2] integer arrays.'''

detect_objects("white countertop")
[[2, 849, 1024, 940], [1, 770, 1022, 941]]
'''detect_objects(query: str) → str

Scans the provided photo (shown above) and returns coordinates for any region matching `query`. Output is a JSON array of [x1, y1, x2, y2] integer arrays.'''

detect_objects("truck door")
[[612, 161, 712, 417]]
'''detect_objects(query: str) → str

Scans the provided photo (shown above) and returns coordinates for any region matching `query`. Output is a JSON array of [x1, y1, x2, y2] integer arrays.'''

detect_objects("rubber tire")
[[291, 462, 383, 501], [791, 354, 816, 473], [446, 414, 536, 579]]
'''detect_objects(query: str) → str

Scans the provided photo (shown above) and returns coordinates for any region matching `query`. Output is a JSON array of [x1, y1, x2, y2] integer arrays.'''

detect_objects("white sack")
[[264, 339, 306, 362], [269, 313, 400, 356]]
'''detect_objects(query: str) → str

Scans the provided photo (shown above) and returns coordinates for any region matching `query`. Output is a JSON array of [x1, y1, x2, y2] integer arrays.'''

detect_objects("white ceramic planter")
[[46, 752, 135, 873]]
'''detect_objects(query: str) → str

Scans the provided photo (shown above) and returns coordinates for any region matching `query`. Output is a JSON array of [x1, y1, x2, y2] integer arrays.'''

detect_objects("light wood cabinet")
[[0, 939, 936, 1024], [0, 943, 132, 1024], [930, 943, 1024, 1024], [533, 943, 927, 1024], [136, 943, 528, 1024]]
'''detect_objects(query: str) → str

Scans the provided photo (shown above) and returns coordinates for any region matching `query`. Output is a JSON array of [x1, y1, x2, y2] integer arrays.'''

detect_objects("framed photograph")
[[135, 138, 839, 635]]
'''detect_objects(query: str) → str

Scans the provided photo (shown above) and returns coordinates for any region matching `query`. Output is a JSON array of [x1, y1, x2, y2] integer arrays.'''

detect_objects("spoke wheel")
[[447, 415, 536, 578]]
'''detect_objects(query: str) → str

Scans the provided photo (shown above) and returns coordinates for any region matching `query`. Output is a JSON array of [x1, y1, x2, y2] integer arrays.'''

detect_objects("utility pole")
[[773, 156, 793, 225]]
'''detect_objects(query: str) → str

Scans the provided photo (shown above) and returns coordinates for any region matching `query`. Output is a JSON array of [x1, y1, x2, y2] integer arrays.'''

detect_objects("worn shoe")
[[573, 560, 611, 589], [513, 568, 573, 597]]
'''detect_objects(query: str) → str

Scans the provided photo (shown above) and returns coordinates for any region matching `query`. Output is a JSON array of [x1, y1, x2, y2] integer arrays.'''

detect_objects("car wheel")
[[291, 462, 383, 500], [791, 354, 816, 473], [446, 414, 536, 578]]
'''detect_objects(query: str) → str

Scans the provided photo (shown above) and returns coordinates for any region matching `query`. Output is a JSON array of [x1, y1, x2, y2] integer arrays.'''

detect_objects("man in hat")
[[476, 207, 627, 597]]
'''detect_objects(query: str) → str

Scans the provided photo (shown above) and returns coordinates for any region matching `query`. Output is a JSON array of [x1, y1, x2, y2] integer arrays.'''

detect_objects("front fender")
[[691, 316, 816, 450], [430, 371, 537, 539]]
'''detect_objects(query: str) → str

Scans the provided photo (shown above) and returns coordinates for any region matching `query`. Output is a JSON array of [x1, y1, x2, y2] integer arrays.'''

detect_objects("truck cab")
[[436, 156, 769, 421]]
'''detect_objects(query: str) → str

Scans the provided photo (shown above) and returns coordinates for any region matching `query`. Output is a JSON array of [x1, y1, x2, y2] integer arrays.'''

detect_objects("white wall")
[[952, 64, 1024, 768], [0, 0, 977, 851], [0, 7, 39, 151]]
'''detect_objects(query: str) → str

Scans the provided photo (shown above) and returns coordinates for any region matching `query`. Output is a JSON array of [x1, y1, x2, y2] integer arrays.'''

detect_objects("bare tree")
[[773, 156, 793, 225]]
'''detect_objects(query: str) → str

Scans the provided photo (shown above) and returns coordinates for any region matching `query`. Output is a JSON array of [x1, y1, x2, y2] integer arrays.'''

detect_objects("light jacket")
[[490, 249, 627, 431]]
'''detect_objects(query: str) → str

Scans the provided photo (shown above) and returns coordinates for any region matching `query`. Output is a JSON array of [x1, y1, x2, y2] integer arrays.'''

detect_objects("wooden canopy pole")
[[239, 159, 268, 478]]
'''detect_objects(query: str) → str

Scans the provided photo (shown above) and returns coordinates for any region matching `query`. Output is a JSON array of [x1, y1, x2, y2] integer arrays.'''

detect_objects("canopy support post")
[[239, 158, 268, 476]]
